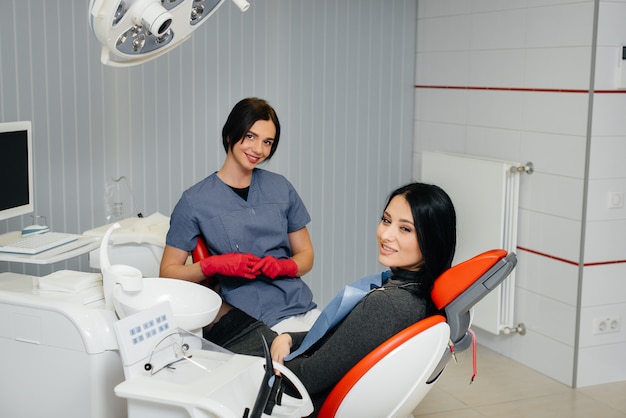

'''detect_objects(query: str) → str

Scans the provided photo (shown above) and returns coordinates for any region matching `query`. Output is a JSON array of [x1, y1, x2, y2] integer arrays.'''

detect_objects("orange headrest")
[[431, 249, 507, 310]]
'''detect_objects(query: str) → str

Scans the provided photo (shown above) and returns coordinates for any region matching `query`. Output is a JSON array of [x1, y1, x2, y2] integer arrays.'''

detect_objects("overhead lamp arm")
[[89, 0, 250, 67]]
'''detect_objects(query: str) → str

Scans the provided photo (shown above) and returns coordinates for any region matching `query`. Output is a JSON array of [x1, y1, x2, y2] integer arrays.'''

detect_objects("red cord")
[[448, 340, 457, 363], [468, 328, 477, 384]]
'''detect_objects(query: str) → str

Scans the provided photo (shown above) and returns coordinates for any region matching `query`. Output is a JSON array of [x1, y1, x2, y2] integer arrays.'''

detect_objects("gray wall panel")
[[0, 0, 416, 305]]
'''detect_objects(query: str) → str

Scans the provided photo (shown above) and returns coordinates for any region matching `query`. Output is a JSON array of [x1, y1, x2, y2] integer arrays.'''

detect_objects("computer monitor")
[[0, 121, 34, 222]]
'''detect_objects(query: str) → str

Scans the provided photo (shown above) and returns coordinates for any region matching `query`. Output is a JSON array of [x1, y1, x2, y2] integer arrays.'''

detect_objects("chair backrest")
[[318, 249, 518, 418], [433, 249, 516, 348], [191, 235, 211, 262], [192, 236, 217, 288]]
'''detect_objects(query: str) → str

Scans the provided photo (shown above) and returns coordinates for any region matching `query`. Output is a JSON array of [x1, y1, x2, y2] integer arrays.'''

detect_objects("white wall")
[[0, 0, 417, 307], [578, 0, 626, 386], [414, 0, 626, 387]]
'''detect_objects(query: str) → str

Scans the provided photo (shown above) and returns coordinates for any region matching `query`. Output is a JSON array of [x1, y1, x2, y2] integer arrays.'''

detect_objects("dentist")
[[160, 97, 319, 333]]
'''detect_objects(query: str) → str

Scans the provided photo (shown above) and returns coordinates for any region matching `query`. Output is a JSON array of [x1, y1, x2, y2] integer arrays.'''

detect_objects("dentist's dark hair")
[[383, 182, 456, 284], [222, 97, 281, 160]]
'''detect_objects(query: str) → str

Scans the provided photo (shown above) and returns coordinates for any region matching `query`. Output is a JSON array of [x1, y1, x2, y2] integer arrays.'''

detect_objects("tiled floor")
[[412, 345, 626, 417]]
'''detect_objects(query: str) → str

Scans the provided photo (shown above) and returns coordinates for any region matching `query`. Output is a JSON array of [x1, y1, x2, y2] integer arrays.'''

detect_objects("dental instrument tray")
[[114, 301, 313, 418]]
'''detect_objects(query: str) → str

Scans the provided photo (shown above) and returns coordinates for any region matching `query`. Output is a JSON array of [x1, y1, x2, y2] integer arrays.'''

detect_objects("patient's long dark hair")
[[383, 182, 456, 286]]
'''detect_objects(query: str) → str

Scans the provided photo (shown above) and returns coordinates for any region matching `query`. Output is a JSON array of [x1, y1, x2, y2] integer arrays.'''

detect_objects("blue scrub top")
[[166, 169, 316, 326]]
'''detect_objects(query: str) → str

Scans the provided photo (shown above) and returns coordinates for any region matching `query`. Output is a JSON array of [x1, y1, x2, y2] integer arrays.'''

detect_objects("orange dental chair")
[[317, 249, 517, 418], [191, 237, 517, 418]]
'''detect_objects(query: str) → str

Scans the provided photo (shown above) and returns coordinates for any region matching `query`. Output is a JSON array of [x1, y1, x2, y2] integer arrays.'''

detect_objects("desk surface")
[[0, 232, 101, 265]]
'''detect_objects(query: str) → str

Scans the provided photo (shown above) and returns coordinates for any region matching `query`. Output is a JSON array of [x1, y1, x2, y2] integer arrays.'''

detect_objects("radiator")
[[421, 152, 522, 335]]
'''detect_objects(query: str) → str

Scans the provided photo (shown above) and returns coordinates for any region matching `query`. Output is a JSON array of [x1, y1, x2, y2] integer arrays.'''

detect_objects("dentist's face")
[[376, 195, 423, 271], [231, 119, 276, 169]]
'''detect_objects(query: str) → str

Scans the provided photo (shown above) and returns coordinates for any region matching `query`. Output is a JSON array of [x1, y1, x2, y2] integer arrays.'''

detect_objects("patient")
[[203, 182, 457, 412]]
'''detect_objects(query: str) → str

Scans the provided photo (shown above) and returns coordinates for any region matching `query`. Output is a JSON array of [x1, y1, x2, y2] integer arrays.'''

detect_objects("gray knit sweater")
[[207, 279, 434, 406], [286, 284, 432, 395]]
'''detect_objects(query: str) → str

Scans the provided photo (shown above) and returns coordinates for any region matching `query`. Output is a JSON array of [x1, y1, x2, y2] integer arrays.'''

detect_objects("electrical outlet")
[[593, 316, 621, 335], [607, 192, 624, 209]]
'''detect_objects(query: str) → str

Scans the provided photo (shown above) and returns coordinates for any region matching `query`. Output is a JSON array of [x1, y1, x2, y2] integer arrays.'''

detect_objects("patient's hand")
[[270, 333, 293, 365]]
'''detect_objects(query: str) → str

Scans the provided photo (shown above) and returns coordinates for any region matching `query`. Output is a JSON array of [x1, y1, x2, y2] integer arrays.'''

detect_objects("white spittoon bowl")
[[113, 277, 222, 331]]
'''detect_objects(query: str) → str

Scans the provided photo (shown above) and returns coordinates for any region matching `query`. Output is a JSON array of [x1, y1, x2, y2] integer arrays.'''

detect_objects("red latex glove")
[[200, 253, 261, 280], [254, 256, 298, 279]]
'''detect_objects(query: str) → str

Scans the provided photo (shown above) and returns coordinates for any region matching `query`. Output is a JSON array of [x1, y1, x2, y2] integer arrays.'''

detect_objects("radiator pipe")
[[510, 162, 534, 174], [502, 323, 526, 335]]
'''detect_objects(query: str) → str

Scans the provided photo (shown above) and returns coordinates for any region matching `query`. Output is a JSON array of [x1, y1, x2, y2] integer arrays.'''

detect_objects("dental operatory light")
[[89, 0, 250, 67]]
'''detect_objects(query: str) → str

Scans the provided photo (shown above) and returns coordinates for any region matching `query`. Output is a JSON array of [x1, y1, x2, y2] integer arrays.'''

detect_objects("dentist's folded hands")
[[200, 253, 261, 279]]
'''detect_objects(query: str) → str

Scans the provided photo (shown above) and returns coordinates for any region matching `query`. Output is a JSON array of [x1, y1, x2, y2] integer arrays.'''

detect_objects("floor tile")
[[413, 344, 626, 417]]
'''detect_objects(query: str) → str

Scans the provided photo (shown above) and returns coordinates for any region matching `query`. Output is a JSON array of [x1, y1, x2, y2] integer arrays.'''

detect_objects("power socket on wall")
[[593, 316, 621, 335]]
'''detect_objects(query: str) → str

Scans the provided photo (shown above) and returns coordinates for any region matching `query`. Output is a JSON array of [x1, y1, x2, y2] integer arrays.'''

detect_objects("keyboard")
[[0, 231, 78, 255]]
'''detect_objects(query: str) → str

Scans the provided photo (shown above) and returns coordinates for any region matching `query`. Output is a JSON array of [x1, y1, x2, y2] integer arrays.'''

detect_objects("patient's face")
[[376, 195, 423, 271], [231, 119, 276, 170]]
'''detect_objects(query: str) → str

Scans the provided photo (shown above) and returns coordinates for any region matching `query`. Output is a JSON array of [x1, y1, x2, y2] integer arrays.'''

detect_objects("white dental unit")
[[113, 301, 313, 418], [0, 271, 126, 418], [98, 222, 312, 418], [0, 215, 169, 417], [0, 218, 313, 418]]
